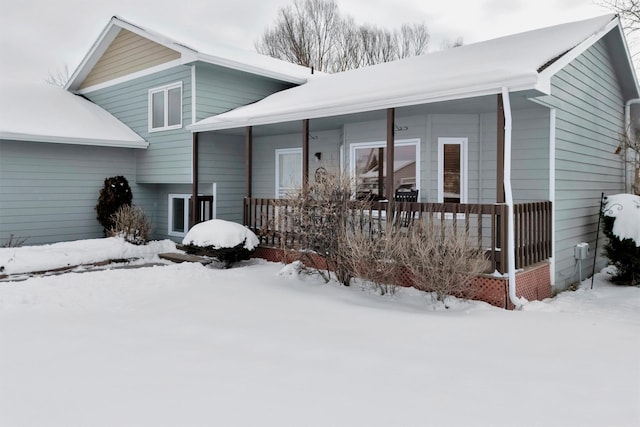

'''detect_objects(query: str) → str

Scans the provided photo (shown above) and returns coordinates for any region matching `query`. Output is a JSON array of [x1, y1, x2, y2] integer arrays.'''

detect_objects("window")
[[168, 194, 190, 237], [275, 148, 302, 198], [438, 137, 468, 203], [149, 82, 182, 132], [350, 139, 420, 200]]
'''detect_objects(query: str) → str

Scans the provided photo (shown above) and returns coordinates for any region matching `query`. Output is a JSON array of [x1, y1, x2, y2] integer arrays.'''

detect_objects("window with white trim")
[[437, 137, 468, 203], [275, 148, 302, 198], [149, 82, 182, 132], [168, 194, 190, 237], [350, 139, 420, 200]]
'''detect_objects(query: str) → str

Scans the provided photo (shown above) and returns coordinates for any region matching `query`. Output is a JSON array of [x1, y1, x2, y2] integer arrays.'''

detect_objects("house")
[[1, 16, 313, 244], [1, 14, 637, 304], [187, 14, 639, 299]]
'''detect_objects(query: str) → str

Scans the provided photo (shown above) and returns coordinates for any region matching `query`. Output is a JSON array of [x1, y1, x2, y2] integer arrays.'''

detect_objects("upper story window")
[[148, 82, 182, 132]]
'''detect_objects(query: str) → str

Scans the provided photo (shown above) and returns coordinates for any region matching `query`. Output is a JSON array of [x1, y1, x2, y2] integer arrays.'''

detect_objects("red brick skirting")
[[252, 246, 552, 310]]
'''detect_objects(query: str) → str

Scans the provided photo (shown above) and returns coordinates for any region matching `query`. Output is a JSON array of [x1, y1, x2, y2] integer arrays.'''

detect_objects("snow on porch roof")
[[0, 82, 147, 148], [190, 14, 622, 132]]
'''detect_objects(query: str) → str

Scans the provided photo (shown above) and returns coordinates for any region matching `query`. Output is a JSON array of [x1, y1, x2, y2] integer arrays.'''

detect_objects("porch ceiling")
[[206, 90, 540, 137]]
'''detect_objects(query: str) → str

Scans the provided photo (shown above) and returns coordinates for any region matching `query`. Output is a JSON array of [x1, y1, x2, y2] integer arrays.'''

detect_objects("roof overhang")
[[0, 132, 148, 148], [538, 16, 640, 100], [189, 77, 544, 133]]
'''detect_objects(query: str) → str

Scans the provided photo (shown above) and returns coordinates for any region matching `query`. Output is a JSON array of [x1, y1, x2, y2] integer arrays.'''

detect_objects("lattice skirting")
[[252, 247, 552, 310]]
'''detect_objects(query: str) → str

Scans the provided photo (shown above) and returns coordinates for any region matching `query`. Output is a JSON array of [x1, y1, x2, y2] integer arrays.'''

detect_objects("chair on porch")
[[394, 189, 418, 203], [394, 189, 419, 227]]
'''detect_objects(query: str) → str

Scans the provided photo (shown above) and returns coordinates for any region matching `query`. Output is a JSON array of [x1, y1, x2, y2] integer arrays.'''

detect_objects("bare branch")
[[255, 0, 433, 72], [45, 64, 69, 87]]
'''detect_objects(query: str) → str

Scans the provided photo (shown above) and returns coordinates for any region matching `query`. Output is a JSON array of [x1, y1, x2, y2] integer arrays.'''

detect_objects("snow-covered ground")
[[0, 239, 639, 427]]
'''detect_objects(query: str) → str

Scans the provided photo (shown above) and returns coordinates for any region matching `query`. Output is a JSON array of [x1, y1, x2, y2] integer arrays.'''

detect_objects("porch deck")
[[243, 198, 552, 274]]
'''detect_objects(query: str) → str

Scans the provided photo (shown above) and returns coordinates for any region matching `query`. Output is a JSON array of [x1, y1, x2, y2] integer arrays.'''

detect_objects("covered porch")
[[190, 91, 554, 278]]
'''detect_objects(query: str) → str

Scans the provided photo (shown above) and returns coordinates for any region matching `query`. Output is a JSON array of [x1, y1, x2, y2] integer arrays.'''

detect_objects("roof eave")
[[188, 78, 542, 133], [0, 132, 149, 149], [538, 17, 623, 82], [66, 16, 122, 92], [192, 52, 308, 84]]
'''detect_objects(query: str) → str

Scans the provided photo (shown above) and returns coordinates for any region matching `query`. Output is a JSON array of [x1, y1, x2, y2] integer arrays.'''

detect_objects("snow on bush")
[[182, 219, 259, 268], [602, 193, 640, 246], [602, 193, 640, 286]]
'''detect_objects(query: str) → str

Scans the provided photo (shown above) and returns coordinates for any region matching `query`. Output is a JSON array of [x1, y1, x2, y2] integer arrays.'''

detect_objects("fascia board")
[[538, 17, 619, 82], [66, 18, 122, 92], [0, 132, 149, 149], [193, 52, 308, 84], [611, 24, 640, 98], [76, 59, 182, 94]]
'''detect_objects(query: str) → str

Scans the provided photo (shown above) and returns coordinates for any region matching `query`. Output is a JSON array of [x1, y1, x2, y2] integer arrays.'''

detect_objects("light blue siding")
[[0, 140, 148, 245], [198, 133, 246, 223], [252, 130, 342, 198], [195, 63, 295, 121], [148, 183, 191, 242], [543, 38, 626, 288], [511, 107, 551, 203], [84, 66, 193, 184]]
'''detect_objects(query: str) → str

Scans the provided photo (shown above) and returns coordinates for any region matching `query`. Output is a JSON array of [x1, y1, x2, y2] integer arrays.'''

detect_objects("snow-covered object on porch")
[[603, 193, 640, 246], [182, 219, 259, 250]]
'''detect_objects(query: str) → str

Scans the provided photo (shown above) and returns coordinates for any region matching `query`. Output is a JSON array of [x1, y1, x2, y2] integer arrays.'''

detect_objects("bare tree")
[[440, 37, 464, 50], [598, 0, 640, 64], [45, 65, 69, 87], [600, 0, 640, 34], [256, 0, 342, 71], [255, 0, 431, 72]]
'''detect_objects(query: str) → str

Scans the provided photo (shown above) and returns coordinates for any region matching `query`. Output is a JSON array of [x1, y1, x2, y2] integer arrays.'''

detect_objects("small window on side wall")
[[168, 194, 190, 237], [149, 82, 182, 132]]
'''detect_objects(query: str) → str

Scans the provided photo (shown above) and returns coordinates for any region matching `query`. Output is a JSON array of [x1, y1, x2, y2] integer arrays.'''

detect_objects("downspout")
[[501, 87, 527, 309], [624, 99, 640, 193]]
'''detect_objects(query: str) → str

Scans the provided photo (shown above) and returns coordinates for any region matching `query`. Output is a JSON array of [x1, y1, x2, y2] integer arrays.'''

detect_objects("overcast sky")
[[2, 0, 611, 84]]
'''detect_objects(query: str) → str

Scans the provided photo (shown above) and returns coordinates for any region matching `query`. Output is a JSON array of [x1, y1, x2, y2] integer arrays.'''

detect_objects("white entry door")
[[275, 148, 302, 198]]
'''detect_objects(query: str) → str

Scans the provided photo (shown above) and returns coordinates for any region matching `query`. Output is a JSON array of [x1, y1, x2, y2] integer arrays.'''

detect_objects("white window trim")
[[168, 193, 190, 237], [349, 138, 421, 199], [437, 137, 468, 204], [275, 147, 303, 198], [148, 81, 183, 133]]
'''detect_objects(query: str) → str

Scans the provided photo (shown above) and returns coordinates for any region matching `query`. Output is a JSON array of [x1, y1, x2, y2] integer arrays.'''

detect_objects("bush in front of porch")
[[273, 174, 489, 304]]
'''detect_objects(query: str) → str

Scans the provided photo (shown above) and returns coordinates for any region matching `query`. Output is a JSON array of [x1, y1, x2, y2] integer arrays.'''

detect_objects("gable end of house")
[[79, 28, 181, 90]]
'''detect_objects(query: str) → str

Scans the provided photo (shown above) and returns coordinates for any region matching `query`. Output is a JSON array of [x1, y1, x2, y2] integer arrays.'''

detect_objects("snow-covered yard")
[[0, 239, 639, 427]]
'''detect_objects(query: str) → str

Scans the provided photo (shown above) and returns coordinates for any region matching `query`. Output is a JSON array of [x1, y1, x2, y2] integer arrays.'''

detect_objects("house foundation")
[[252, 247, 552, 310]]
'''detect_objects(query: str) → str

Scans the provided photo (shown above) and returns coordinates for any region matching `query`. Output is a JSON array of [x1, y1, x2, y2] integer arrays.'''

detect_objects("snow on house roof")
[[0, 81, 147, 148], [66, 16, 314, 92], [190, 14, 631, 132]]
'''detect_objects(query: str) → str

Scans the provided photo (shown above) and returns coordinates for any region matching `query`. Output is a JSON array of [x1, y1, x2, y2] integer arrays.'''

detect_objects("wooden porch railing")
[[190, 195, 214, 227], [244, 198, 551, 274]]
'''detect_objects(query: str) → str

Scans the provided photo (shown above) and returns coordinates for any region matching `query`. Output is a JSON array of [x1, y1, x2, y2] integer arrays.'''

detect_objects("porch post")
[[386, 108, 395, 200], [497, 94, 505, 203], [245, 126, 253, 198], [190, 132, 199, 229], [302, 119, 310, 188]]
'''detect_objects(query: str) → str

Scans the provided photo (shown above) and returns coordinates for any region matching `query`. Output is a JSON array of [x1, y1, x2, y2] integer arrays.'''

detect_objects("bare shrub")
[[1, 234, 27, 248], [108, 205, 151, 245], [400, 217, 489, 305], [274, 173, 372, 285], [344, 221, 404, 295]]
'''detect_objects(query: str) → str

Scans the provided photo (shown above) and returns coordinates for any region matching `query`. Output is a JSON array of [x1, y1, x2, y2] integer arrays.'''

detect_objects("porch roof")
[[190, 14, 630, 133]]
